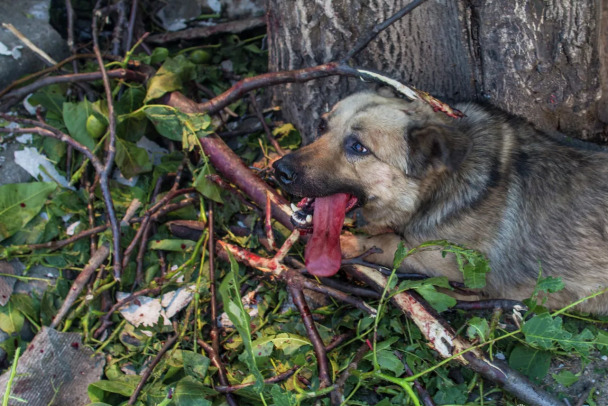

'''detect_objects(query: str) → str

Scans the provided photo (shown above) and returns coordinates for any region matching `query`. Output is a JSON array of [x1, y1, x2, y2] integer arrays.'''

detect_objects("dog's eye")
[[345, 136, 370, 156], [351, 142, 368, 154], [317, 118, 328, 136]]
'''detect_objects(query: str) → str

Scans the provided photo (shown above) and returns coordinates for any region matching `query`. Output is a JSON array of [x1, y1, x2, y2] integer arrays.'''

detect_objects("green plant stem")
[[94, 319, 126, 355], [2, 347, 20, 406], [374, 372, 421, 406]]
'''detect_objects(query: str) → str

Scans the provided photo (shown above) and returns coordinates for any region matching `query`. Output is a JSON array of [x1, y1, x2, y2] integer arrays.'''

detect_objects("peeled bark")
[[267, 0, 607, 143]]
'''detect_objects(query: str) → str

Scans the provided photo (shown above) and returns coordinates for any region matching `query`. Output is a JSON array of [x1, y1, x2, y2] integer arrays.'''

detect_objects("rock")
[[0, 142, 32, 186], [0, 327, 105, 406], [0, 0, 69, 91]]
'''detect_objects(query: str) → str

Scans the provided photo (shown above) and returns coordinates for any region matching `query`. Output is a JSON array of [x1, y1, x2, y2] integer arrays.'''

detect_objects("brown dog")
[[273, 91, 608, 314]]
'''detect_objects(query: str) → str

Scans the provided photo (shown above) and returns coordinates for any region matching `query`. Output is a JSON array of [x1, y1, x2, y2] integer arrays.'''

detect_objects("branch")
[[0, 69, 146, 110], [128, 331, 180, 405], [341, 0, 430, 63], [93, 0, 121, 279], [197, 339, 239, 406], [346, 264, 565, 406], [215, 366, 299, 393], [50, 244, 110, 329], [289, 285, 331, 388], [147, 16, 266, 44]]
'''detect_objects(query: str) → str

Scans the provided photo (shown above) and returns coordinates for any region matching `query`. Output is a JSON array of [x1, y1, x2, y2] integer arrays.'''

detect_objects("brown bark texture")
[[266, 0, 608, 144]]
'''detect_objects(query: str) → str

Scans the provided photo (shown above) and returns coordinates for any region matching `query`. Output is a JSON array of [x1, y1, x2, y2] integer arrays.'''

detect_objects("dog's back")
[[413, 103, 608, 312]]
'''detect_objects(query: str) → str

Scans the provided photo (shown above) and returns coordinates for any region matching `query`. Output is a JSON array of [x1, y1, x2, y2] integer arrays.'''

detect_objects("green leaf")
[[182, 351, 210, 380], [149, 239, 196, 251], [144, 55, 195, 103], [433, 383, 468, 405], [193, 162, 223, 203], [522, 313, 567, 349], [374, 349, 404, 376], [270, 384, 298, 406], [63, 100, 96, 151], [29, 84, 65, 116], [0, 301, 24, 334], [10, 294, 39, 321], [88, 377, 138, 397], [116, 88, 147, 142], [0, 182, 57, 242], [441, 243, 490, 289], [466, 317, 490, 341], [145, 106, 182, 141], [219, 252, 264, 391], [522, 313, 593, 354], [115, 138, 152, 179], [535, 276, 565, 294], [508, 345, 551, 382], [552, 370, 579, 387], [414, 285, 456, 313], [172, 376, 215, 405], [251, 333, 310, 356], [392, 241, 408, 269]]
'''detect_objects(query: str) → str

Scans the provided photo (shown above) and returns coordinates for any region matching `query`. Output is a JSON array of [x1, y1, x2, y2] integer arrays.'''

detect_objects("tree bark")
[[266, 0, 607, 144]]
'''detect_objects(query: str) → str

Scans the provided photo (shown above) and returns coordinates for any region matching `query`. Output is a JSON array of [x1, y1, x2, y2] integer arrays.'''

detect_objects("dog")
[[272, 91, 608, 314]]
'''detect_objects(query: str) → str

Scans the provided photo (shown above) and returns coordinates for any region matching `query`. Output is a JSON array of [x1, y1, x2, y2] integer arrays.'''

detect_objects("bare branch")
[[341, 0, 430, 63], [0, 69, 146, 110]]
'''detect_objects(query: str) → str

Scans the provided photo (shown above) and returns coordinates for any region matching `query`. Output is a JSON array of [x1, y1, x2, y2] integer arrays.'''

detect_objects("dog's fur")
[[273, 91, 608, 314]]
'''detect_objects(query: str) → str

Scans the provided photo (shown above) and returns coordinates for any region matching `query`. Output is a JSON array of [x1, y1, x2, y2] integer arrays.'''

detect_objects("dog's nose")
[[273, 159, 297, 185]]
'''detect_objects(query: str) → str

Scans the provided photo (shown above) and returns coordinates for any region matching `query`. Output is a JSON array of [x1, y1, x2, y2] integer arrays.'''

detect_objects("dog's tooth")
[[291, 203, 298, 213], [306, 214, 312, 223]]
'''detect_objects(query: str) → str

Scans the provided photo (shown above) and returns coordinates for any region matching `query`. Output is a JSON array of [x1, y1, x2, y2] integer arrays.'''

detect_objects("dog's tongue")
[[305, 193, 350, 277]]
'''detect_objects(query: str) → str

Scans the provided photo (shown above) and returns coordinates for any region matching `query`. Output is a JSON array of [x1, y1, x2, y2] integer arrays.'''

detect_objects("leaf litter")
[[0, 6, 605, 406]]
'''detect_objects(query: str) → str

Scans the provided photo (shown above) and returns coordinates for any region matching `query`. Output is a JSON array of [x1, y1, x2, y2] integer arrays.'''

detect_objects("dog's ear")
[[406, 125, 470, 176]]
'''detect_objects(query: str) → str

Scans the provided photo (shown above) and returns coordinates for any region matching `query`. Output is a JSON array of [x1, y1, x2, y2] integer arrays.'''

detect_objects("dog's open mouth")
[[291, 194, 359, 277]]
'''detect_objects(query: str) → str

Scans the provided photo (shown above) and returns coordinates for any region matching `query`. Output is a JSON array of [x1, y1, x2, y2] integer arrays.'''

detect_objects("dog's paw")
[[340, 232, 368, 258]]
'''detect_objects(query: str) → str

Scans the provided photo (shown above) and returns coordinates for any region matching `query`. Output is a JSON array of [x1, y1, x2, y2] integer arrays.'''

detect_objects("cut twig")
[[346, 263, 564, 406], [128, 330, 180, 405], [50, 244, 110, 329], [126, 0, 139, 51], [208, 203, 222, 361], [290, 285, 331, 388], [93, 0, 121, 279], [341, 0, 430, 63], [215, 366, 299, 393], [147, 16, 266, 44], [197, 339, 239, 406], [1, 23, 57, 66], [249, 92, 285, 156], [331, 343, 370, 405], [396, 351, 436, 406]]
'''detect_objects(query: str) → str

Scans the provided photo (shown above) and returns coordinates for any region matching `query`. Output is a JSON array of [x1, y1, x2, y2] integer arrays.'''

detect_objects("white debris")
[[23, 94, 38, 115], [136, 136, 168, 165], [207, 0, 221, 13], [116, 285, 196, 327], [66, 221, 81, 236], [112, 170, 138, 187], [14, 147, 74, 189], [15, 133, 32, 144], [0, 41, 22, 59]]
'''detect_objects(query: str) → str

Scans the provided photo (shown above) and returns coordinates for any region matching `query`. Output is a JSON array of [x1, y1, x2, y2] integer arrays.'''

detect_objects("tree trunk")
[[266, 0, 607, 144]]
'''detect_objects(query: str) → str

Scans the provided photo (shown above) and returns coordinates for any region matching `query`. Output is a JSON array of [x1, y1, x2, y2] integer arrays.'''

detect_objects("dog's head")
[[273, 91, 471, 227]]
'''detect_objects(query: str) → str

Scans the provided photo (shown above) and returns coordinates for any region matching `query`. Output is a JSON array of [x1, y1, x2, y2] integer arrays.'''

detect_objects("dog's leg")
[[341, 233, 464, 282]]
